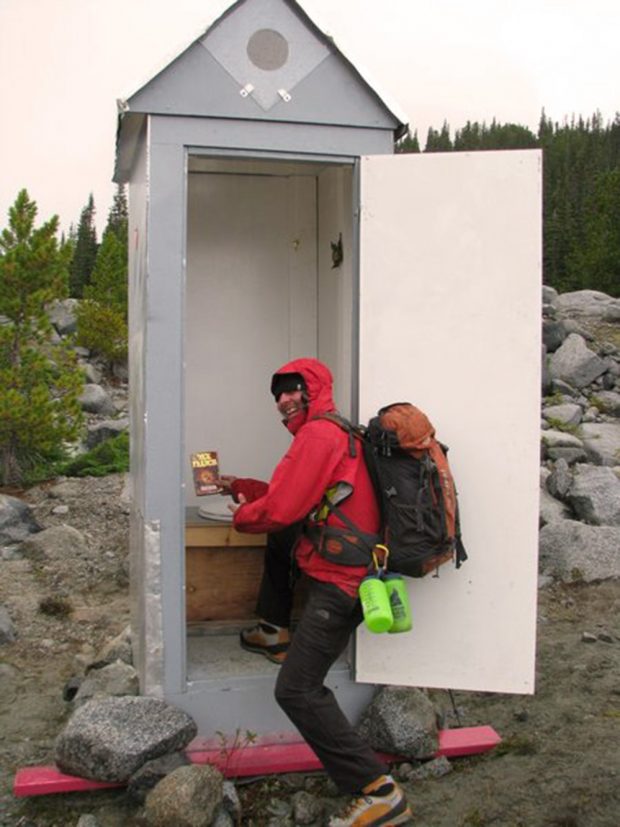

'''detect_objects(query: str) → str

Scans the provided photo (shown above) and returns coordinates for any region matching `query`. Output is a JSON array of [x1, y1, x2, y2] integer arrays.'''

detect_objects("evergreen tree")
[[566, 168, 620, 296], [106, 184, 128, 238], [69, 194, 98, 298], [396, 129, 421, 153], [0, 190, 84, 486], [76, 185, 129, 367], [424, 120, 452, 152]]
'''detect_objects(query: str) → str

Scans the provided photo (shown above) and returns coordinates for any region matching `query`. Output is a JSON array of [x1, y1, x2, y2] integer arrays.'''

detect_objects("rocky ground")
[[0, 479, 619, 826]]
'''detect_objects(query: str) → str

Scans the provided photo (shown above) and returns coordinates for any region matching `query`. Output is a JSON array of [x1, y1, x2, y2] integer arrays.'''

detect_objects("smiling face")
[[276, 389, 306, 423]]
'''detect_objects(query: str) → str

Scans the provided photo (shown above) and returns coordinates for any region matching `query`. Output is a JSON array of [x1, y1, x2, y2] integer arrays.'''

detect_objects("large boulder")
[[539, 521, 620, 582], [566, 465, 620, 526], [357, 686, 438, 759], [55, 696, 197, 782], [548, 334, 607, 389], [47, 298, 79, 335], [0, 495, 41, 546], [541, 403, 582, 428], [541, 429, 587, 464], [144, 764, 223, 827], [579, 422, 620, 466], [552, 290, 620, 322], [78, 384, 117, 416]]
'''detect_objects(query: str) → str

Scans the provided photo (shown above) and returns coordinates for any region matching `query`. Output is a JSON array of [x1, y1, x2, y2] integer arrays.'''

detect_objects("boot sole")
[[239, 637, 288, 664]]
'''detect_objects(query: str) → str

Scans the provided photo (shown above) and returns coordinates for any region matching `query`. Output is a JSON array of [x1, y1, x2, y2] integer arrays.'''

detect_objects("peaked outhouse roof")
[[114, 0, 408, 180]]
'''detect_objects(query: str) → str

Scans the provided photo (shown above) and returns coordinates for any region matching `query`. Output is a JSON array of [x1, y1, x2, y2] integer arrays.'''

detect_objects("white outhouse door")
[[355, 150, 542, 694]]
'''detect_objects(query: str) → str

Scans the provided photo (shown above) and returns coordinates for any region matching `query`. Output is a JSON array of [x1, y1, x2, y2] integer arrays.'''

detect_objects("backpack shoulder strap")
[[311, 412, 362, 458]]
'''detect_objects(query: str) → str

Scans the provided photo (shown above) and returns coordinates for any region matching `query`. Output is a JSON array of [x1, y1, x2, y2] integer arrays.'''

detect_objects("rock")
[[73, 660, 140, 706], [542, 285, 559, 304], [551, 379, 579, 397], [539, 488, 572, 526], [592, 390, 620, 417], [82, 362, 103, 385], [401, 755, 452, 781], [598, 631, 615, 643], [292, 790, 323, 824], [55, 696, 198, 782], [0, 605, 17, 644], [127, 751, 190, 802], [144, 764, 223, 827], [567, 465, 620, 526], [357, 686, 438, 759], [79, 384, 117, 416], [76, 816, 100, 827], [47, 298, 79, 335], [88, 625, 133, 670], [579, 422, 620, 466], [547, 458, 572, 499], [541, 344, 553, 395], [539, 522, 620, 582], [548, 334, 607, 389], [541, 430, 587, 463], [63, 675, 83, 702], [86, 418, 129, 449], [20, 525, 88, 562], [47, 479, 85, 499], [221, 780, 242, 823], [0, 495, 41, 545], [542, 430, 584, 450], [553, 290, 620, 320], [210, 809, 234, 827], [542, 403, 582, 427], [542, 320, 568, 353], [581, 632, 598, 644]]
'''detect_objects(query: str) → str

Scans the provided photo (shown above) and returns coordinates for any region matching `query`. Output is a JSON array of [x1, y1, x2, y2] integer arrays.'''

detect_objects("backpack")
[[308, 403, 468, 578]]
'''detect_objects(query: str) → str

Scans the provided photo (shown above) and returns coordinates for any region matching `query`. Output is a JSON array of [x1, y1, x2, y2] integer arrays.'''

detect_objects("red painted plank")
[[186, 725, 501, 776], [13, 766, 123, 797], [14, 726, 501, 796], [438, 725, 501, 757]]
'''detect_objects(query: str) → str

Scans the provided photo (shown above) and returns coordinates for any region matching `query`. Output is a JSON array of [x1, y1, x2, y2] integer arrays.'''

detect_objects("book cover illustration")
[[190, 450, 222, 496]]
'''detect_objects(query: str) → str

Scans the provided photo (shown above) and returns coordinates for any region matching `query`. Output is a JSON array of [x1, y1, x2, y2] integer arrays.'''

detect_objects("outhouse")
[[114, 0, 542, 740]]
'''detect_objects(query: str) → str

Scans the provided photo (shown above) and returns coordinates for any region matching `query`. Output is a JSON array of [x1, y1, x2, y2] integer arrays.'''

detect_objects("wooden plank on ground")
[[14, 726, 501, 796]]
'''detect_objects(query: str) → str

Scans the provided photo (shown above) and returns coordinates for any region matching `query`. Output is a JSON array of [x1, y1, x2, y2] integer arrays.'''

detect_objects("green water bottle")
[[385, 573, 412, 634], [359, 574, 393, 633]]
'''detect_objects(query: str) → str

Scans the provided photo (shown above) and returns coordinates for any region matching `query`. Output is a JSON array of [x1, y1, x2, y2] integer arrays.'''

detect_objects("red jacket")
[[232, 358, 380, 597]]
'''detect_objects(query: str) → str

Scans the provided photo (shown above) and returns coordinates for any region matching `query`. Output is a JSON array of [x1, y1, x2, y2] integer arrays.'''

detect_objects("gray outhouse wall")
[[115, 0, 405, 734]]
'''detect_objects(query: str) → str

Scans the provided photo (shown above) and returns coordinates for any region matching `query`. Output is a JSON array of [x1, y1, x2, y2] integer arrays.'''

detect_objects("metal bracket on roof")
[[278, 88, 292, 103], [239, 83, 255, 98]]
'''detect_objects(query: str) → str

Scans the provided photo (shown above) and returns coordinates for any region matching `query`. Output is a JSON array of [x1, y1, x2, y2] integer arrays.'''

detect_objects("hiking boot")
[[328, 775, 412, 826], [239, 621, 290, 664]]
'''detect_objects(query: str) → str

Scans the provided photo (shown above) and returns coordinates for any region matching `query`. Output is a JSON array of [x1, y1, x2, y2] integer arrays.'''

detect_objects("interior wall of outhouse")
[[185, 156, 354, 503]]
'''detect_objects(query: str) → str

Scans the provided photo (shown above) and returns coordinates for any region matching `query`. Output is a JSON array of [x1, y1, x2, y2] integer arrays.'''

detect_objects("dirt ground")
[[1, 473, 619, 827]]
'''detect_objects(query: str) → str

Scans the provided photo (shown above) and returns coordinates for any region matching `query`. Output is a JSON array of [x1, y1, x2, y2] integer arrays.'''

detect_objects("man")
[[221, 358, 412, 827]]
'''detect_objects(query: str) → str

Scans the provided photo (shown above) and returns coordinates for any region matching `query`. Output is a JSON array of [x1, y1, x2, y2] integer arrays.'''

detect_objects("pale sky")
[[1, 0, 618, 237]]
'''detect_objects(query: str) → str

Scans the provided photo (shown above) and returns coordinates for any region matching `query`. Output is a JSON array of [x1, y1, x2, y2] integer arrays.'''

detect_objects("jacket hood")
[[272, 357, 336, 431]]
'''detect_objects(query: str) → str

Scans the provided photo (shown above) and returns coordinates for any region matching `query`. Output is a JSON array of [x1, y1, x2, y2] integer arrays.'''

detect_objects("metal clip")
[[240, 83, 255, 98], [278, 88, 292, 103]]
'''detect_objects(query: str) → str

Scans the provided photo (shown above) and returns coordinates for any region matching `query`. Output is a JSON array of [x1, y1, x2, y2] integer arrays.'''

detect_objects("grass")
[[59, 432, 129, 477], [493, 734, 538, 757]]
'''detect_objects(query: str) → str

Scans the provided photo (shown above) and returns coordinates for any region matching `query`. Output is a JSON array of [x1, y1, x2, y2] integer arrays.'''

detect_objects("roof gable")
[[122, 0, 406, 136]]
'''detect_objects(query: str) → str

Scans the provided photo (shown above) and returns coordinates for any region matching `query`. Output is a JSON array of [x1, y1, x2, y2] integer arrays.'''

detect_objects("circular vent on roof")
[[247, 29, 289, 71]]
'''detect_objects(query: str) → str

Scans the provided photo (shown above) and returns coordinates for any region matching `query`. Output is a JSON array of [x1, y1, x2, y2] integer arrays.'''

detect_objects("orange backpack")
[[312, 403, 468, 578], [367, 403, 467, 577]]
